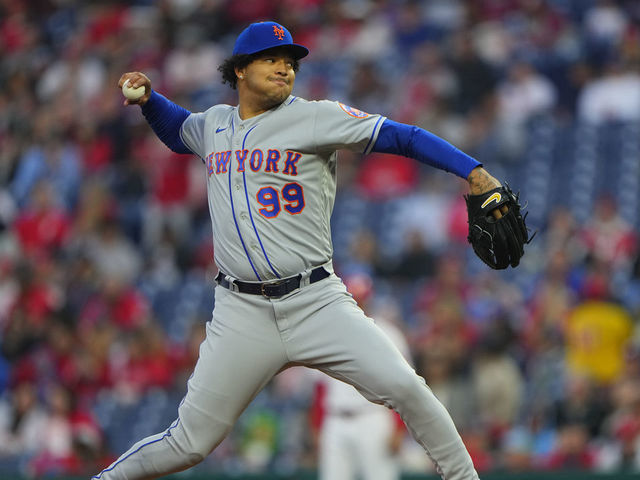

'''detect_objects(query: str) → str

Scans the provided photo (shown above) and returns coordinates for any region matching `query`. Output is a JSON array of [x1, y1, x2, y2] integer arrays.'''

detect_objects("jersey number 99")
[[257, 182, 305, 219]]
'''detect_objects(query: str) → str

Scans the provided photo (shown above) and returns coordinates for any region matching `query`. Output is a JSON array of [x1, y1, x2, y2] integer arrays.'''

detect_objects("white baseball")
[[122, 79, 146, 100]]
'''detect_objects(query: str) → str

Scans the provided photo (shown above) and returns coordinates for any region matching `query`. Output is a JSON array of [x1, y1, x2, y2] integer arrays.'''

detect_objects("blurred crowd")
[[1, 0, 640, 477]]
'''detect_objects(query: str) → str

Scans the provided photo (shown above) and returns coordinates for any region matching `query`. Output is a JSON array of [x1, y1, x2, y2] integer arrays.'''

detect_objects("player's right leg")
[[91, 286, 288, 480]]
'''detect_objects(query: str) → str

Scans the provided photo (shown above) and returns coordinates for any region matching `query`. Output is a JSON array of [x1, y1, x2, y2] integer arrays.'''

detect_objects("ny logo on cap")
[[273, 25, 285, 40]]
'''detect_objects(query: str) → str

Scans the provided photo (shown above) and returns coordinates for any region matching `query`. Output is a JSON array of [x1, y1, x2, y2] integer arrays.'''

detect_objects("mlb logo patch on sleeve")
[[338, 103, 369, 118]]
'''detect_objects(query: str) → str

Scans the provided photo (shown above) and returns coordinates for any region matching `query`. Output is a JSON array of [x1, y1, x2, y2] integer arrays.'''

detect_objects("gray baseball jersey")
[[180, 96, 385, 281]]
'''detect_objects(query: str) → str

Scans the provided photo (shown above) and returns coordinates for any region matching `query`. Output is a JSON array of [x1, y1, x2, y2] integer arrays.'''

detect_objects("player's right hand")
[[118, 72, 152, 106]]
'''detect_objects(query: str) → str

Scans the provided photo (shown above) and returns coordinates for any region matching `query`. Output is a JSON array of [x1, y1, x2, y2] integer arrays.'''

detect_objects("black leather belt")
[[215, 266, 330, 297]]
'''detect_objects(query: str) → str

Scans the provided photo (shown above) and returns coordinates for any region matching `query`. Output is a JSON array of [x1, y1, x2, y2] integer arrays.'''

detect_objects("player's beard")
[[246, 75, 292, 110], [261, 79, 292, 109], [239, 71, 294, 117]]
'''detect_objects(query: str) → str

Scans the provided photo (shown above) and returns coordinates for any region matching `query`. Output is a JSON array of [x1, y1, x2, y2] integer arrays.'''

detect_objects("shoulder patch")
[[338, 102, 369, 118]]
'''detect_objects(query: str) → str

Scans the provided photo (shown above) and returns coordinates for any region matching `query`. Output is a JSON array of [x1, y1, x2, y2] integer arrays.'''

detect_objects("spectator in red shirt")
[[13, 181, 71, 259], [79, 275, 150, 332], [111, 324, 175, 402], [581, 194, 637, 269], [545, 422, 596, 470]]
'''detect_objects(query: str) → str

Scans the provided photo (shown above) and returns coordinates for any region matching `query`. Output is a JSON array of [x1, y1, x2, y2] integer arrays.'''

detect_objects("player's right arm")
[[118, 72, 193, 155]]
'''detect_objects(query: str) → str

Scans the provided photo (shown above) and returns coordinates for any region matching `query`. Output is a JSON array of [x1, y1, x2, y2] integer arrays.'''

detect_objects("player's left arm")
[[372, 119, 505, 215], [372, 120, 532, 268]]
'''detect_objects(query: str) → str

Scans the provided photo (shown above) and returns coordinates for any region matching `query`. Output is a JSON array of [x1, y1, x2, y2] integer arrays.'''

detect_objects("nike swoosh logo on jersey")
[[216, 127, 227, 133], [481, 192, 502, 209]]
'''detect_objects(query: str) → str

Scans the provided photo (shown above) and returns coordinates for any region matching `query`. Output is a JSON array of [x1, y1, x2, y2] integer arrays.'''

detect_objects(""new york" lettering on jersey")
[[205, 149, 301, 177]]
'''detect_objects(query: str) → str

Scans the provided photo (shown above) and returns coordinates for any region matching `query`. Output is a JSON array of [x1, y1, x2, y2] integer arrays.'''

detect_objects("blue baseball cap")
[[232, 21, 309, 60]]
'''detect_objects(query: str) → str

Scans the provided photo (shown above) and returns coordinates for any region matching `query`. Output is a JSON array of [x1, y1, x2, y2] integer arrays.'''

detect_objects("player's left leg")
[[274, 275, 480, 480]]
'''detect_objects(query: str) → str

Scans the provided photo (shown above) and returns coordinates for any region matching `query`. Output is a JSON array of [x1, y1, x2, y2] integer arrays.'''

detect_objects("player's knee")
[[178, 416, 232, 463], [179, 435, 218, 465], [187, 426, 231, 460], [185, 452, 205, 466]]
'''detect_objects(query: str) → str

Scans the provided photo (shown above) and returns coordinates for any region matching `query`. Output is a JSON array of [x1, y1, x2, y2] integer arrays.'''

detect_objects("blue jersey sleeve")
[[372, 119, 481, 179], [141, 91, 192, 154]]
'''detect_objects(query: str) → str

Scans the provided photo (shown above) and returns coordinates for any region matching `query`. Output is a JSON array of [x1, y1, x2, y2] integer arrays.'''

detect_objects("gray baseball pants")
[[92, 274, 479, 480]]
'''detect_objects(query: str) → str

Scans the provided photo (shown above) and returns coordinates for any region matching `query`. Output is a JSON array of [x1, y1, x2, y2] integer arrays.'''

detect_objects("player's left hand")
[[465, 183, 532, 269], [466, 167, 506, 219]]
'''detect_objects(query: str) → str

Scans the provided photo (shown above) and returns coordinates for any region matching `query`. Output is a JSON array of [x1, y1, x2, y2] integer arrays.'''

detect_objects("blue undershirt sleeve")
[[372, 119, 481, 179], [140, 90, 192, 154]]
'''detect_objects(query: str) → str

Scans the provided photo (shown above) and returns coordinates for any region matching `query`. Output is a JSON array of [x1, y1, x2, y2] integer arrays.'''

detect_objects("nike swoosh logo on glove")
[[481, 192, 502, 209]]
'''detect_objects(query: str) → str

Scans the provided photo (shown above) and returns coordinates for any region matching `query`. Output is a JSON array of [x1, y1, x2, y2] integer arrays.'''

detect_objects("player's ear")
[[234, 67, 245, 81]]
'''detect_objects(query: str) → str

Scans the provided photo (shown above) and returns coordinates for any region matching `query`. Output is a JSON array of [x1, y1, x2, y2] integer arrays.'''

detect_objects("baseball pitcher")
[[93, 20, 529, 480]]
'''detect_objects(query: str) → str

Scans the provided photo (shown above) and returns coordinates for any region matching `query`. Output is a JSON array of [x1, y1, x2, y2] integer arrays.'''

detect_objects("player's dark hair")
[[218, 49, 300, 90], [218, 54, 253, 90]]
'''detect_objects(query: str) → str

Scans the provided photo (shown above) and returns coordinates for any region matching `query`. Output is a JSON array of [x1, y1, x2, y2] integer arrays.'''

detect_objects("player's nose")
[[273, 59, 290, 75]]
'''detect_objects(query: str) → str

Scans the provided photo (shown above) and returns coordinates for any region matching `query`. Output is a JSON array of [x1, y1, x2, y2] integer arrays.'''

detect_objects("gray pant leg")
[[91, 396, 233, 480], [278, 277, 479, 480], [92, 288, 288, 480]]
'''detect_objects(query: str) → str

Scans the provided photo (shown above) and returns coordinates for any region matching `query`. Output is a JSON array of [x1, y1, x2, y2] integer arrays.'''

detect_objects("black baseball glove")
[[465, 184, 531, 270]]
